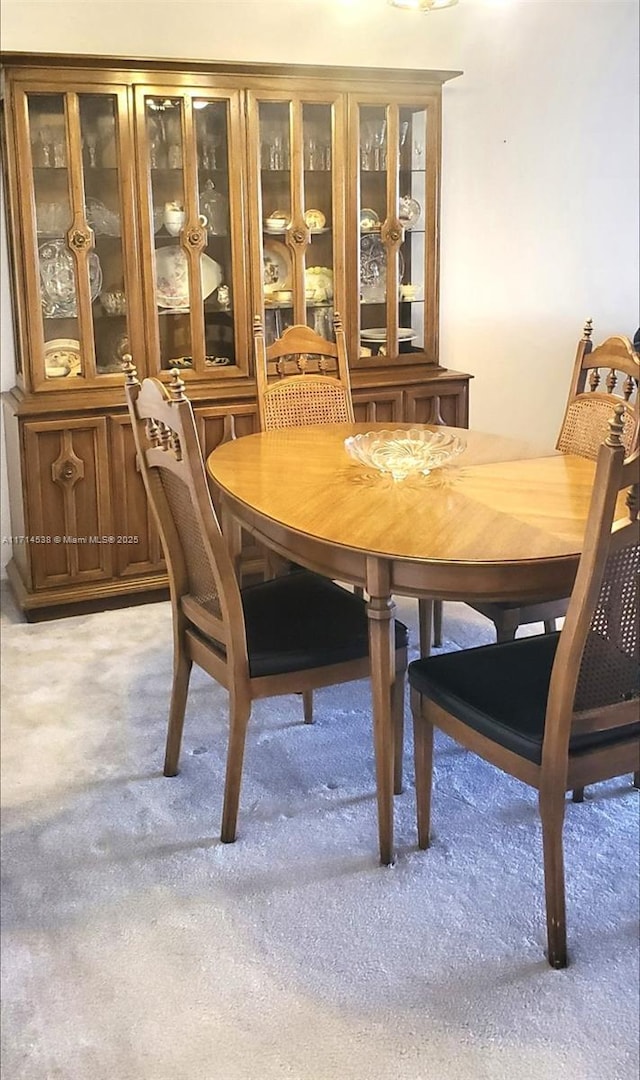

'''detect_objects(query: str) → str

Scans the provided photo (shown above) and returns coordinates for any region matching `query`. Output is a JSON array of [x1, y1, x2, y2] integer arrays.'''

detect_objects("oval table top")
[[207, 423, 601, 601]]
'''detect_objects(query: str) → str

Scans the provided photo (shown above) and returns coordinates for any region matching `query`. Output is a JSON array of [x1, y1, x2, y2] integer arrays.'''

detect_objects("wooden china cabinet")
[[1, 53, 469, 619]]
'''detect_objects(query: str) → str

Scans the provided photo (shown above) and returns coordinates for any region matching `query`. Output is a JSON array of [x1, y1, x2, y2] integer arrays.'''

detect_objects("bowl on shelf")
[[360, 208, 380, 232], [163, 203, 186, 236], [85, 198, 121, 237], [265, 213, 288, 232], [344, 427, 465, 481], [100, 288, 127, 316]]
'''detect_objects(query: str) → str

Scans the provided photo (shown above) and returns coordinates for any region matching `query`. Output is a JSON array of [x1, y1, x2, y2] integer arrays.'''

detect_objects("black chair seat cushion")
[[242, 570, 408, 678], [408, 633, 640, 765]]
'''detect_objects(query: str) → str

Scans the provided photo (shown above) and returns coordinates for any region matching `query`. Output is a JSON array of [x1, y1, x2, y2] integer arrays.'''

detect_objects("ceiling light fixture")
[[389, 0, 458, 11]]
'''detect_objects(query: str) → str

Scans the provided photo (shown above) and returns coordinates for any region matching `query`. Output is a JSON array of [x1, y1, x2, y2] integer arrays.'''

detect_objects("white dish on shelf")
[[44, 337, 82, 378], [155, 246, 222, 309], [360, 327, 416, 343], [263, 238, 292, 294]]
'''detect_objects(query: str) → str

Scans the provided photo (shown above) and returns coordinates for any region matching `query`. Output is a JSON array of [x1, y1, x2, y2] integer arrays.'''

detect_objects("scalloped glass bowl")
[[344, 428, 465, 481]]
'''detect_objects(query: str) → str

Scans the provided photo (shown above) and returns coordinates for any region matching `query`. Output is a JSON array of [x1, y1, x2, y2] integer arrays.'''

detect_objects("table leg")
[[366, 557, 396, 866]]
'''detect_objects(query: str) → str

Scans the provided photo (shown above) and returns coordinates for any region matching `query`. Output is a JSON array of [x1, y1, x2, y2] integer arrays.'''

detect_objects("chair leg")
[[418, 598, 434, 657], [572, 787, 585, 803], [633, 772, 640, 789], [392, 665, 405, 796], [539, 788, 568, 969], [411, 687, 434, 849], [220, 696, 252, 844], [495, 620, 518, 643], [543, 619, 557, 634], [302, 690, 314, 724], [433, 600, 443, 648], [163, 649, 193, 777]]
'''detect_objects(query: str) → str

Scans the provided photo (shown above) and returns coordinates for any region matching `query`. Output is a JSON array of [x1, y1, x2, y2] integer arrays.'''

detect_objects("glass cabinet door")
[[247, 91, 345, 346], [352, 96, 438, 368], [135, 86, 248, 378], [18, 86, 142, 388]]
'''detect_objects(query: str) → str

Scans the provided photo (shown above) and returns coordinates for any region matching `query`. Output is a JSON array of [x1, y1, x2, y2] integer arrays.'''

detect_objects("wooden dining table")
[[206, 422, 602, 865]]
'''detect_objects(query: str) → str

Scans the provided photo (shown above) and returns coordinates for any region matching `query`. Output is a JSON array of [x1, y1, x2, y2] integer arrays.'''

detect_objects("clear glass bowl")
[[344, 427, 465, 481]]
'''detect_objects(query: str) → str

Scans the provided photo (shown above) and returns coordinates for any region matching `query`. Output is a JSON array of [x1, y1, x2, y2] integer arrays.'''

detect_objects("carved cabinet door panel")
[[352, 388, 404, 425], [109, 415, 165, 579], [405, 382, 470, 428], [23, 417, 113, 588], [195, 402, 258, 460]]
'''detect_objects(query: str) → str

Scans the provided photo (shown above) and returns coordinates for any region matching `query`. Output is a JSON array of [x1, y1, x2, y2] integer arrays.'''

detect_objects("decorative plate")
[[263, 239, 292, 295], [398, 195, 421, 230], [360, 327, 416, 343], [155, 246, 222, 310], [360, 207, 380, 232], [360, 235, 404, 303], [304, 208, 326, 231], [39, 239, 102, 318], [44, 338, 82, 379], [344, 428, 465, 481]]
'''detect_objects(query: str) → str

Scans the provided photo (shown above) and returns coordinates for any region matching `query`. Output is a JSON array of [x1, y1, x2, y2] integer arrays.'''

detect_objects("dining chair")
[[254, 313, 360, 724], [253, 312, 434, 741], [408, 404, 640, 968], [253, 313, 355, 429], [465, 322, 639, 645], [123, 361, 409, 842]]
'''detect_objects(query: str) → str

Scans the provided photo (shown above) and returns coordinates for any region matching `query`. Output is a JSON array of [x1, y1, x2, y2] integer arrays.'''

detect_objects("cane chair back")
[[409, 406, 640, 967], [465, 324, 639, 648], [556, 321, 639, 459], [545, 413, 639, 759], [254, 314, 355, 431], [123, 360, 408, 844]]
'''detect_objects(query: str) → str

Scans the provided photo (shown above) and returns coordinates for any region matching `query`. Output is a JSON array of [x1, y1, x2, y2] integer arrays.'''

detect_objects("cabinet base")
[[5, 559, 169, 622]]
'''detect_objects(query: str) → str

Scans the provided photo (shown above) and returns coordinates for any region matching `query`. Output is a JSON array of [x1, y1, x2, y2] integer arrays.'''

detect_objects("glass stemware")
[[372, 119, 387, 171]]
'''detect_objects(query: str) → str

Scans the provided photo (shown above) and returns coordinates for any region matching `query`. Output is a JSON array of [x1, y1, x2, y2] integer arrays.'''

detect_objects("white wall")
[[1, 0, 638, 572]]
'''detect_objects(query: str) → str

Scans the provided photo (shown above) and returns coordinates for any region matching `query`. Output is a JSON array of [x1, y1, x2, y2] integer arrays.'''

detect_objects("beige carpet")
[[1, 585, 638, 1080]]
